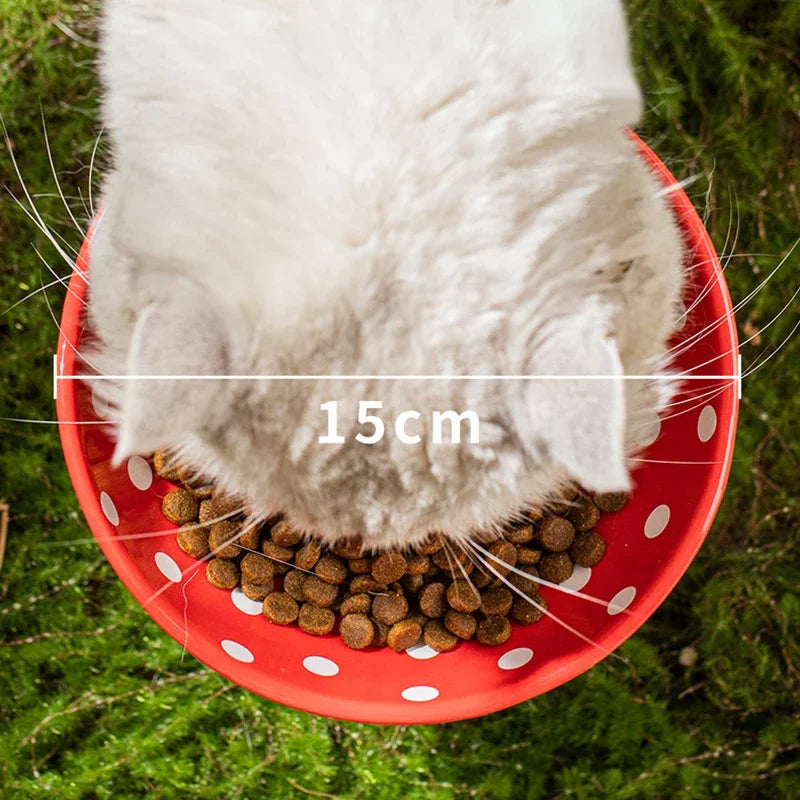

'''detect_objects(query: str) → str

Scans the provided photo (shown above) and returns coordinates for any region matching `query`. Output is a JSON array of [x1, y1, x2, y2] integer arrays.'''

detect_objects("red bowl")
[[56, 134, 739, 724]]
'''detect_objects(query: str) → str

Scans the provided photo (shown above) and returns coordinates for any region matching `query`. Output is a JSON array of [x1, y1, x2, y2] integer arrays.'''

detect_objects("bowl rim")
[[56, 131, 740, 724]]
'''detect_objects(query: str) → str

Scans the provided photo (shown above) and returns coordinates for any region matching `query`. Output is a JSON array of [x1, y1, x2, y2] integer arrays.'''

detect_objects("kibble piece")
[[240, 552, 274, 585], [283, 570, 307, 602], [340, 593, 372, 615], [416, 536, 444, 556], [372, 621, 390, 648], [476, 615, 512, 646], [260, 540, 294, 574], [372, 592, 409, 625], [511, 593, 547, 625], [424, 619, 459, 652], [487, 540, 518, 577], [298, 604, 336, 636], [193, 485, 214, 501], [331, 538, 364, 559], [471, 570, 492, 589], [402, 573, 425, 594], [405, 554, 430, 575], [371, 553, 408, 584], [350, 575, 387, 594], [418, 583, 447, 618], [570, 531, 607, 567], [444, 610, 477, 640], [406, 611, 428, 628], [539, 551, 574, 584], [569, 497, 602, 532], [527, 505, 544, 523], [481, 586, 513, 617], [432, 547, 474, 576], [340, 613, 375, 650], [505, 525, 534, 545], [268, 519, 303, 548], [208, 520, 242, 559], [536, 517, 575, 551], [593, 491, 629, 513], [315, 554, 348, 585], [198, 499, 218, 526], [238, 525, 261, 551], [387, 619, 423, 652], [508, 565, 540, 593], [294, 541, 322, 571], [517, 546, 542, 565], [263, 592, 300, 625], [206, 558, 240, 589], [302, 575, 339, 607], [447, 580, 481, 614], [241, 578, 271, 601], [348, 557, 372, 574], [161, 489, 199, 525], [176, 524, 209, 559], [153, 450, 181, 482]]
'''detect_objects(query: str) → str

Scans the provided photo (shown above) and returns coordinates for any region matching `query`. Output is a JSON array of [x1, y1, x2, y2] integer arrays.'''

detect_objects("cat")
[[87, 0, 685, 550]]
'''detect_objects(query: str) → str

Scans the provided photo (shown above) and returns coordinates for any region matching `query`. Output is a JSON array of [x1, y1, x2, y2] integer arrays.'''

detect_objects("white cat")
[[88, 0, 685, 550]]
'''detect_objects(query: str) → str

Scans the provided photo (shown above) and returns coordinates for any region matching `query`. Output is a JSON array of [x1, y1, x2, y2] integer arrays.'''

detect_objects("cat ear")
[[517, 307, 630, 493], [111, 286, 229, 465]]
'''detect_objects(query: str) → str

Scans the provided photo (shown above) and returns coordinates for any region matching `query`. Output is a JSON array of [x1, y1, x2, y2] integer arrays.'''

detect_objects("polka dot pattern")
[[127, 456, 153, 491], [560, 565, 592, 593], [231, 587, 263, 616], [644, 504, 671, 539], [498, 648, 534, 671], [99, 491, 119, 526], [697, 405, 718, 442], [303, 656, 340, 677], [221, 639, 254, 663], [406, 644, 439, 661], [154, 552, 181, 583], [401, 686, 439, 703], [607, 586, 637, 616]]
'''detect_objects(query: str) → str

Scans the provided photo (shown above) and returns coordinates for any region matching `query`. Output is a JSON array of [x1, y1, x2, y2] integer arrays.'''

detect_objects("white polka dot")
[[607, 586, 637, 615], [560, 565, 592, 592], [303, 656, 340, 677], [126, 456, 153, 491], [644, 504, 671, 539], [641, 415, 662, 447], [231, 587, 263, 616], [497, 648, 534, 671], [154, 551, 181, 583], [401, 686, 439, 702], [99, 491, 119, 526], [406, 644, 439, 660], [697, 405, 717, 443], [221, 639, 254, 663]]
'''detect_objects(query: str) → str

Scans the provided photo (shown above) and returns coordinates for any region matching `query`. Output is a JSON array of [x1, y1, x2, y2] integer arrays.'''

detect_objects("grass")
[[1, 1, 798, 798]]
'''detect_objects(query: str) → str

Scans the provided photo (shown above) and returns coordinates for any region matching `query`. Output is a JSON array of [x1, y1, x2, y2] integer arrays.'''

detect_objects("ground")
[[0, 1, 798, 798]]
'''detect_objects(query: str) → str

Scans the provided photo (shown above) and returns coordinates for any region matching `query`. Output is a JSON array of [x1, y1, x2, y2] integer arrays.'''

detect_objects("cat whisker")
[[34, 246, 86, 308], [742, 313, 800, 379], [41, 106, 84, 235], [88, 126, 105, 217], [1, 275, 77, 316], [656, 385, 729, 425]]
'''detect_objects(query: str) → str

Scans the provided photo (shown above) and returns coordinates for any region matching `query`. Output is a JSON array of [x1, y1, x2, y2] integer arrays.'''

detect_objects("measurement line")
[[57, 374, 742, 382], [53, 353, 58, 400], [737, 353, 743, 400]]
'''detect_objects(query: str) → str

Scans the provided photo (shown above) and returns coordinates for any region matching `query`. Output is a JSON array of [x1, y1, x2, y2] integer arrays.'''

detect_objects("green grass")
[[1, 1, 798, 798]]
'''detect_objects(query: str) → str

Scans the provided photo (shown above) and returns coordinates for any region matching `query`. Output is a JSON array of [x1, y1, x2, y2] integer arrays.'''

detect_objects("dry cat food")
[[155, 450, 627, 652]]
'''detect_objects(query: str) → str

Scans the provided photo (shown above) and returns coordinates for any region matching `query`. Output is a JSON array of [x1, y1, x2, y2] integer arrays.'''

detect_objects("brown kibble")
[[269, 519, 303, 548], [372, 621, 390, 648], [372, 592, 409, 625], [481, 586, 513, 617], [432, 547, 474, 576], [476, 615, 512, 646], [298, 603, 336, 636], [416, 536, 444, 556], [153, 450, 181, 482], [241, 578, 271, 601], [206, 558, 239, 589], [403, 573, 425, 594], [340, 593, 372, 615], [197, 500, 217, 526], [315, 553, 348, 585], [539, 551, 574, 584], [208, 520, 242, 559], [193, 485, 214, 501], [487, 540, 518, 577], [527, 505, 544, 522], [302, 575, 339, 607], [508, 565, 540, 593], [569, 497, 602, 532], [471, 570, 492, 589], [536, 517, 575, 552], [260, 539, 294, 574], [176, 524, 209, 559], [406, 611, 428, 628], [330, 538, 364, 559], [283, 569, 307, 601], [238, 525, 261, 551], [371, 553, 408, 584], [570, 531, 607, 567], [350, 575, 387, 594], [423, 619, 459, 652], [263, 592, 300, 625], [505, 525, 534, 544], [294, 541, 322, 571], [405, 554, 430, 575], [447, 580, 481, 613], [418, 583, 446, 618], [161, 489, 199, 525], [444, 610, 477, 640], [517, 546, 542, 565], [511, 593, 547, 625], [240, 552, 274, 585], [340, 613, 375, 650], [348, 557, 372, 574], [387, 619, 422, 652], [593, 491, 629, 513]]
